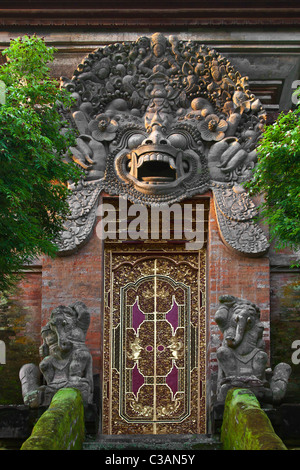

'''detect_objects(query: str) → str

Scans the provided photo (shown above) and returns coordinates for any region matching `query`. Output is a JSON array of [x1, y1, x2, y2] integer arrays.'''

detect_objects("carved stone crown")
[[57, 33, 269, 257]]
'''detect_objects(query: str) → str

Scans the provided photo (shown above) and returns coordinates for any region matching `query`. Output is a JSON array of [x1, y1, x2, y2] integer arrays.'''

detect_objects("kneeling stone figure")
[[19, 301, 93, 407], [215, 295, 291, 404]]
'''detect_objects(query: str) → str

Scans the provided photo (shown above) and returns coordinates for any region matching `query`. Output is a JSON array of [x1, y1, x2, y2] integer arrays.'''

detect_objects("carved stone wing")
[[55, 182, 102, 255], [211, 183, 269, 257]]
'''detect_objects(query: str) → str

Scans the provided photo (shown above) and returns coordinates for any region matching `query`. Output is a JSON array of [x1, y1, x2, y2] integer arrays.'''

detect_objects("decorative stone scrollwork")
[[56, 33, 269, 257], [212, 183, 269, 257], [55, 182, 101, 255]]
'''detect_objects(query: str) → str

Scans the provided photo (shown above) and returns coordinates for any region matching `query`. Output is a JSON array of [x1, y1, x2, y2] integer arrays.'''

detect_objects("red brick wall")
[[0, 269, 42, 404], [206, 197, 270, 399], [40, 221, 103, 376], [12, 269, 43, 344]]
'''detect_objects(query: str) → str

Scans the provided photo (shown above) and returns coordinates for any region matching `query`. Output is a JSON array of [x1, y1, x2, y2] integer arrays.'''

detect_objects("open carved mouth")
[[126, 144, 187, 186], [136, 152, 177, 183]]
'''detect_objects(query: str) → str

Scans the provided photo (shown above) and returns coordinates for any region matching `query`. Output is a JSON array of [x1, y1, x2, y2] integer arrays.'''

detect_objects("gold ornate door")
[[102, 243, 206, 434]]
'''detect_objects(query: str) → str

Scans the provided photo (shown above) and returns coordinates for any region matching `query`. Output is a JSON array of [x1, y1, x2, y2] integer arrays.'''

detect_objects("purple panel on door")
[[132, 299, 145, 333], [166, 363, 178, 397], [166, 300, 178, 332], [132, 363, 144, 397]]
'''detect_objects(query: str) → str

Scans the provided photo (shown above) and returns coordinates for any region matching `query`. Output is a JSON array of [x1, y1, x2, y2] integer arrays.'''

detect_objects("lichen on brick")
[[0, 291, 40, 405]]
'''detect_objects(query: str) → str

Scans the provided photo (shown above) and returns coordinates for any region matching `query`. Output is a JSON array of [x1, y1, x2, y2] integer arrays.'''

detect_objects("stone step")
[[83, 434, 222, 450]]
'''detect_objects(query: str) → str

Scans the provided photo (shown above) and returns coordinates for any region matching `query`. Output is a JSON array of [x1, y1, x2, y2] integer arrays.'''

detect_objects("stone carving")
[[56, 33, 269, 257], [215, 295, 291, 404], [212, 183, 269, 256], [56, 182, 101, 255], [19, 301, 93, 407]]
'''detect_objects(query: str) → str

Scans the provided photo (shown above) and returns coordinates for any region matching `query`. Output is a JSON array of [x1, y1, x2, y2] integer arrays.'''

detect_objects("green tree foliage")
[[246, 105, 300, 257], [0, 35, 81, 291]]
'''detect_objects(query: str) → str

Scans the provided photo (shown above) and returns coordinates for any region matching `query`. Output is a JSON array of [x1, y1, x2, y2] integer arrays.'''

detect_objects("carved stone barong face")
[[61, 33, 265, 198], [57, 33, 269, 257], [114, 86, 207, 198]]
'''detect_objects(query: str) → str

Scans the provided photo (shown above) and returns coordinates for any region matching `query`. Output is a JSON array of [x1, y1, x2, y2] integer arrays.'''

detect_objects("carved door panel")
[[102, 245, 206, 434]]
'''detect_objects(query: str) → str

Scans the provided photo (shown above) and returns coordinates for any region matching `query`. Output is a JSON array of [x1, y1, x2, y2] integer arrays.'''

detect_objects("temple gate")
[[52, 32, 270, 433], [102, 199, 207, 434], [7, 31, 283, 435]]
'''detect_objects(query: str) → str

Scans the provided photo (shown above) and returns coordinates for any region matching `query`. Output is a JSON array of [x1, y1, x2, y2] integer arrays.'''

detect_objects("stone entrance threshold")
[[83, 433, 222, 450]]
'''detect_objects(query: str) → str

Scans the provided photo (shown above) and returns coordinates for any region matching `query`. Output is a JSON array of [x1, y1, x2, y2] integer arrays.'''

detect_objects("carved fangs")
[[136, 153, 176, 169], [127, 146, 185, 184], [133, 153, 177, 182]]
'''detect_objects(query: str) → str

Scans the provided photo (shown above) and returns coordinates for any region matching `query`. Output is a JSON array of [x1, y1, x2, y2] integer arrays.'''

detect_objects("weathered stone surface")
[[19, 302, 94, 407], [221, 388, 287, 450], [20, 388, 85, 450], [215, 295, 291, 404], [56, 32, 268, 258], [0, 406, 30, 439]]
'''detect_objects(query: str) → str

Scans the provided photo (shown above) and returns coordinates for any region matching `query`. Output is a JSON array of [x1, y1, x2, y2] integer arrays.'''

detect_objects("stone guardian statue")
[[19, 301, 93, 407], [215, 295, 291, 404]]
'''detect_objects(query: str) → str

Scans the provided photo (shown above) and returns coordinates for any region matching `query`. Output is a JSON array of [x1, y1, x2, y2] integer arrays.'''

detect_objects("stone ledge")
[[0, 405, 46, 439]]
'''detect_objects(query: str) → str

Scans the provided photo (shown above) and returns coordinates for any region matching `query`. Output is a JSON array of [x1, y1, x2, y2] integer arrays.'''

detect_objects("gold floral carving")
[[167, 337, 183, 360], [156, 397, 182, 417], [128, 397, 153, 418], [127, 337, 143, 361]]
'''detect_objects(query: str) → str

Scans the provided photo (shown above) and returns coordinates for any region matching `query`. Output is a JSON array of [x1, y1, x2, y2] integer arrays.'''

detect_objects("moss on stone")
[[20, 388, 85, 450], [221, 388, 287, 450]]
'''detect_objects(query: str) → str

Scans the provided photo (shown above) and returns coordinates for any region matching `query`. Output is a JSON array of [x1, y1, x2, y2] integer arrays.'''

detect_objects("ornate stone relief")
[[212, 182, 269, 256], [56, 33, 269, 257]]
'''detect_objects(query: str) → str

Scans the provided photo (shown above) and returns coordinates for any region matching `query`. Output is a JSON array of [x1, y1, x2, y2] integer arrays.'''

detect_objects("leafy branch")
[[0, 35, 82, 291]]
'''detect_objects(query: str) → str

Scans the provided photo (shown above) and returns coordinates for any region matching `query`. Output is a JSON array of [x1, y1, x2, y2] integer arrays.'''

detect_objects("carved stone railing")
[[20, 388, 85, 450], [221, 388, 287, 450]]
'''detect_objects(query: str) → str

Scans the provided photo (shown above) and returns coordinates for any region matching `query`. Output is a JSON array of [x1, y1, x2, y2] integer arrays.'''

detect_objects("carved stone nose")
[[142, 128, 169, 146], [149, 111, 165, 129]]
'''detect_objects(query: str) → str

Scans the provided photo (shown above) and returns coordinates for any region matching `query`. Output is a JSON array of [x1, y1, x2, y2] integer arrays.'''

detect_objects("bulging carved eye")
[[127, 134, 145, 149], [168, 133, 188, 149]]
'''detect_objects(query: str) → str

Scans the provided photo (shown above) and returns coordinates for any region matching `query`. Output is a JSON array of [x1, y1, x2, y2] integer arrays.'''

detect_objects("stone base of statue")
[[217, 375, 273, 403]]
